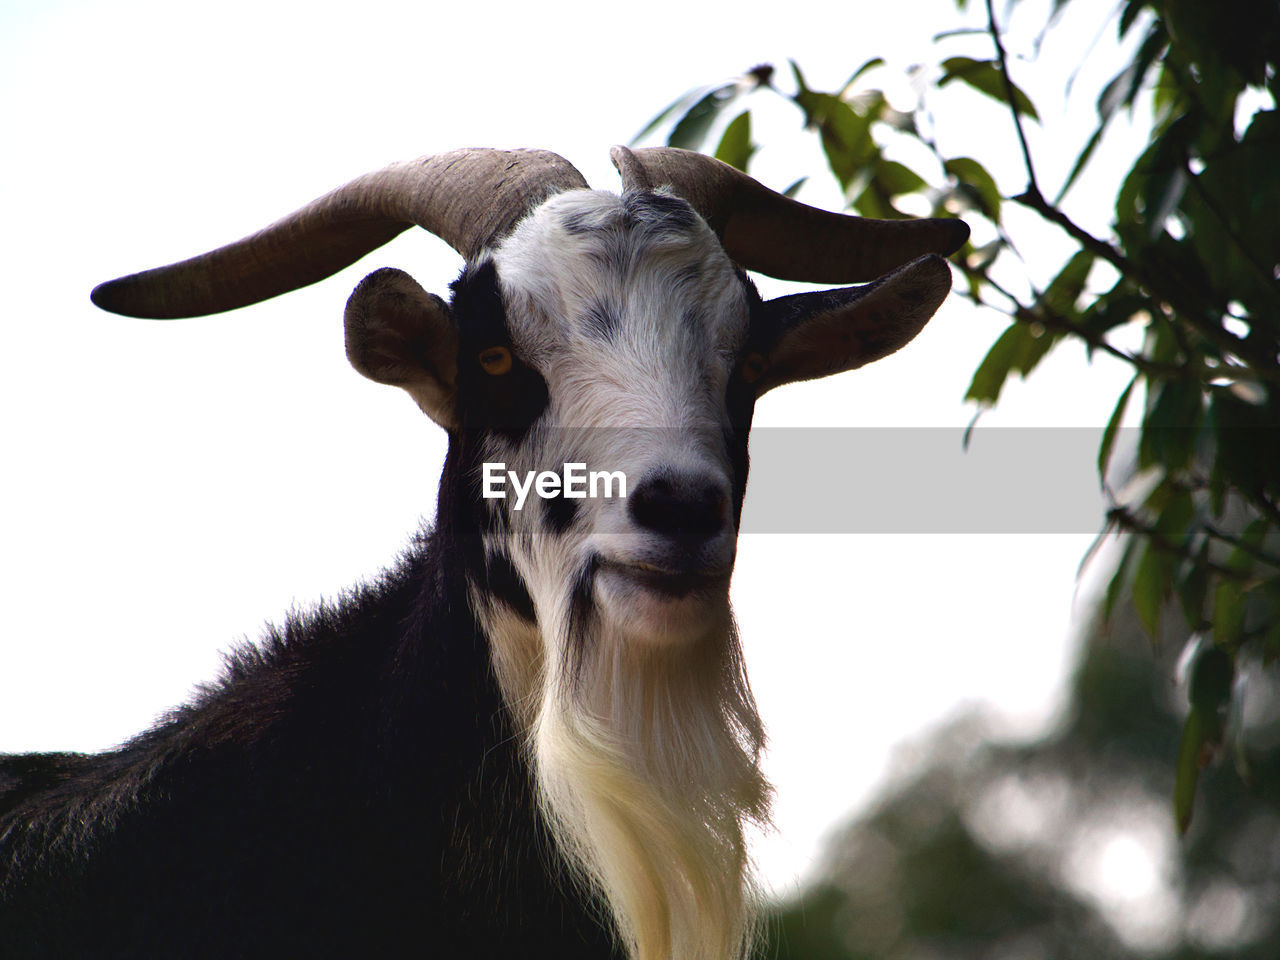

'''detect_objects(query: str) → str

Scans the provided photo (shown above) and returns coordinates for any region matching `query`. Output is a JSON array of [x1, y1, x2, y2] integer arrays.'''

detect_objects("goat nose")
[[628, 471, 728, 539]]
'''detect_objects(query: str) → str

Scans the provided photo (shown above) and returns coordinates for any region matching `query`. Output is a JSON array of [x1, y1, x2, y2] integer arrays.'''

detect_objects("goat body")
[[3, 535, 620, 957], [1, 147, 966, 959]]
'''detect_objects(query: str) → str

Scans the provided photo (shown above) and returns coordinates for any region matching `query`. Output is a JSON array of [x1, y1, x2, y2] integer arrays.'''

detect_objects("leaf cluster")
[[634, 0, 1280, 832]]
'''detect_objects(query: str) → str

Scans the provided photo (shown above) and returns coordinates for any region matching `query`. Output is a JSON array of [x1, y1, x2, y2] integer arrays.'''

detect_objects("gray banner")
[[740, 428, 1109, 533]]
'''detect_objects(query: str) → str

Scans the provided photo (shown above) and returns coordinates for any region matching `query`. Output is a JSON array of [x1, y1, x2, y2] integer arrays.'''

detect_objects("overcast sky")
[[0, 0, 1143, 893]]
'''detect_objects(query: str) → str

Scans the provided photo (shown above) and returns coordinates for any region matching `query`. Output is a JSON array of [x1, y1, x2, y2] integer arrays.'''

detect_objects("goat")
[[0, 146, 967, 959]]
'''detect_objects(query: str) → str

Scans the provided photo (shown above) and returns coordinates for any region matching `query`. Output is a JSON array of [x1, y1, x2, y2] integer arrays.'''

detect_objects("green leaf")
[[1016, 325, 1059, 378], [1105, 536, 1139, 623], [1079, 515, 1117, 581], [1263, 615, 1280, 664], [1119, 0, 1148, 36], [1115, 137, 1162, 235], [1152, 61, 1182, 128], [1212, 391, 1280, 498], [933, 27, 988, 41], [1155, 485, 1195, 540], [965, 239, 1001, 274], [1048, 0, 1073, 25], [1133, 542, 1171, 639], [964, 324, 1023, 404], [1116, 132, 1172, 239], [1098, 24, 1168, 124], [1226, 518, 1270, 575], [1189, 646, 1234, 714], [853, 178, 895, 219], [1054, 123, 1106, 205], [1214, 579, 1246, 647], [945, 156, 1002, 220], [713, 111, 754, 172], [1180, 540, 1211, 630], [1184, 110, 1280, 320], [632, 88, 703, 145], [1097, 63, 1135, 125], [1117, 113, 1193, 238], [1140, 379, 1203, 473], [965, 321, 1062, 405], [781, 177, 807, 199], [874, 160, 927, 198], [843, 57, 884, 89], [792, 91, 877, 193], [880, 106, 918, 135], [789, 59, 811, 96], [1142, 145, 1190, 238], [1174, 706, 1206, 834], [668, 83, 740, 150], [939, 57, 1040, 121], [1041, 250, 1095, 320], [787, 64, 879, 194], [1209, 466, 1227, 518], [1099, 375, 1139, 488], [1144, 311, 1180, 366], [1077, 287, 1149, 342], [962, 335, 1013, 407]]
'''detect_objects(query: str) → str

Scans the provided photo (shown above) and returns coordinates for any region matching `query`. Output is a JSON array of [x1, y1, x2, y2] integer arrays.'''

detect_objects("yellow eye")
[[740, 353, 768, 384], [478, 346, 513, 376]]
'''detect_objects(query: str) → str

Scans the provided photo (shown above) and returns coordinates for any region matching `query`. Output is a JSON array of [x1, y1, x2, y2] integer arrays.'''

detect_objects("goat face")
[[346, 187, 759, 697], [485, 189, 749, 648]]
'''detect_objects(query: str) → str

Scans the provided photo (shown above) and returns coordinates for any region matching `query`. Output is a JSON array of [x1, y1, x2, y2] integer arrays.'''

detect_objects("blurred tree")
[[637, 0, 1279, 830], [757, 609, 1280, 958]]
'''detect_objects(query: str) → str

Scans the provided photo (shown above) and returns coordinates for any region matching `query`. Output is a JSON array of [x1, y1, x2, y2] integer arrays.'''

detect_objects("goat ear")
[[345, 268, 459, 429], [755, 255, 952, 393]]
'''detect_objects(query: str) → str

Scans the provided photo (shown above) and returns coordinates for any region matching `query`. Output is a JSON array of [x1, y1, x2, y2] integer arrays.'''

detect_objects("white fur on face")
[[491, 191, 752, 644], [473, 190, 771, 960]]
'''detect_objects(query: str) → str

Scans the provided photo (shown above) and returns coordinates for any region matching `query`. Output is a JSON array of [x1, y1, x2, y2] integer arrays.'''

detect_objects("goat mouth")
[[600, 560, 731, 598]]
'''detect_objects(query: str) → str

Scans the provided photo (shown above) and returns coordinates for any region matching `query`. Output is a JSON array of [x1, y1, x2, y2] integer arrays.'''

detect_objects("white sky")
[[0, 0, 1144, 894]]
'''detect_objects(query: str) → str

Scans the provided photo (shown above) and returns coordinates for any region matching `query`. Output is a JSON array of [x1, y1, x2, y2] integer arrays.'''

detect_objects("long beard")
[[527, 566, 772, 960]]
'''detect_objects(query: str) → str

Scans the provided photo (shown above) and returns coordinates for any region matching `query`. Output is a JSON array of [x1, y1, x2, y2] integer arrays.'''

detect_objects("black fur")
[[541, 487, 580, 535], [563, 554, 601, 691], [0, 524, 620, 958], [559, 210, 597, 236], [621, 190, 699, 233], [452, 259, 551, 441], [485, 548, 538, 623], [582, 299, 621, 341]]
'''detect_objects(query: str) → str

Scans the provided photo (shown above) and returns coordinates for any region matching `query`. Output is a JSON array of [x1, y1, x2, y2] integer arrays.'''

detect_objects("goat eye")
[[478, 346, 513, 376], [740, 353, 768, 384]]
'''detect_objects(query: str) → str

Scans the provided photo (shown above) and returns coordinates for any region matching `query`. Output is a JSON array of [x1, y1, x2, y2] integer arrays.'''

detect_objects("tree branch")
[[1107, 507, 1250, 581], [984, 0, 1041, 198], [981, 3, 1275, 371], [1203, 523, 1280, 572]]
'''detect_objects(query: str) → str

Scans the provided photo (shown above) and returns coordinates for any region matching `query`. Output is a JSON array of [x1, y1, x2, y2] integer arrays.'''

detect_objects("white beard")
[[477, 555, 771, 960]]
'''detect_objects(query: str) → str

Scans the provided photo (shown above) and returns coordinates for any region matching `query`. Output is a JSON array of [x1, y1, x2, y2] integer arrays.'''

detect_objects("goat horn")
[[92, 149, 588, 319], [610, 146, 969, 283]]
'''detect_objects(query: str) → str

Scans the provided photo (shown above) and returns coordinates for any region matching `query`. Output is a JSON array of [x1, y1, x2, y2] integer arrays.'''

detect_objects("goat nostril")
[[628, 473, 727, 539]]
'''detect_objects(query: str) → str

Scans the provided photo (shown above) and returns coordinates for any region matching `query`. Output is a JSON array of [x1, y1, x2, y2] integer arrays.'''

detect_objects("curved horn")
[[610, 146, 969, 284], [92, 149, 588, 319]]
